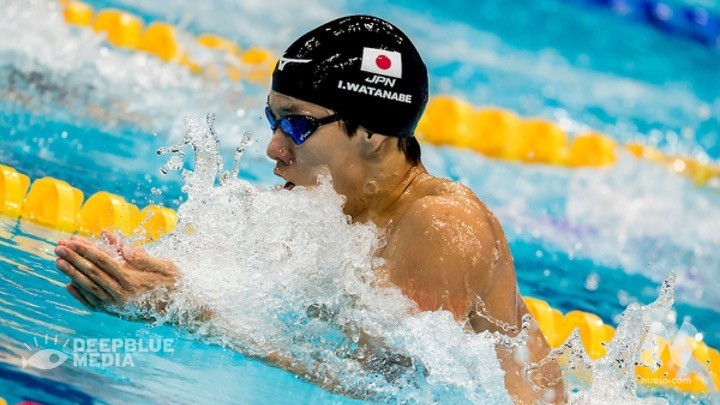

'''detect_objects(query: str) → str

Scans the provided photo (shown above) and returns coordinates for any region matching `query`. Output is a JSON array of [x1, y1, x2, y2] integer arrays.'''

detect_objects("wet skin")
[[55, 91, 566, 404]]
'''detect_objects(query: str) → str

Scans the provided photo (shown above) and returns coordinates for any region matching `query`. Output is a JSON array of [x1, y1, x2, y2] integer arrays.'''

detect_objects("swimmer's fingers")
[[65, 232, 120, 251], [55, 246, 125, 301], [58, 238, 95, 257], [66, 233, 123, 263], [73, 283, 118, 315], [120, 245, 178, 277], [66, 283, 98, 311], [63, 241, 130, 289], [100, 230, 120, 246], [56, 257, 114, 303], [66, 283, 111, 313], [67, 235, 93, 247]]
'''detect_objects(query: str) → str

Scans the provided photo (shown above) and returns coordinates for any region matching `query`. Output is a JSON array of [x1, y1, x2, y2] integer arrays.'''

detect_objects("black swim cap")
[[271, 15, 428, 138]]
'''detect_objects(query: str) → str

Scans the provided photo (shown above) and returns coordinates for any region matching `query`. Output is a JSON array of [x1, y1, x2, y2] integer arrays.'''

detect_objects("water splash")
[[127, 117, 703, 403], [568, 275, 677, 404], [146, 115, 512, 402]]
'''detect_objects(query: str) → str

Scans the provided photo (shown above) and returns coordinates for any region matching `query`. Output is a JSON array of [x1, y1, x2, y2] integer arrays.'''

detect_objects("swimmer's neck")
[[350, 160, 428, 227]]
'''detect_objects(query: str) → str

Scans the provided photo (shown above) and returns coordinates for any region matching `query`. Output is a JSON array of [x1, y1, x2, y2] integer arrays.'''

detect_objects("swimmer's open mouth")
[[284, 181, 295, 190]]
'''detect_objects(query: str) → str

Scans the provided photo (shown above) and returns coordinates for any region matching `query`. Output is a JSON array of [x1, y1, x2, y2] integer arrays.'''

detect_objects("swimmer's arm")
[[259, 352, 353, 395], [260, 327, 409, 398], [393, 199, 568, 403]]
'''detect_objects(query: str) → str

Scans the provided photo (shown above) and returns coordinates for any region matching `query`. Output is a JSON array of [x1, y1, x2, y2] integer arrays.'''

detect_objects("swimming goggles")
[[264, 105, 342, 145]]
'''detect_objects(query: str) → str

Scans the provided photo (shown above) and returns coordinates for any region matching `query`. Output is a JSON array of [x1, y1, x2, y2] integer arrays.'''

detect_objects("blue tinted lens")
[[281, 116, 317, 145], [264, 107, 278, 131], [266, 107, 320, 145]]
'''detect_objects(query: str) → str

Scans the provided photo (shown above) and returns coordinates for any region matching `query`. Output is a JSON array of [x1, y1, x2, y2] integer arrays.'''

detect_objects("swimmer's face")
[[265, 91, 371, 213]]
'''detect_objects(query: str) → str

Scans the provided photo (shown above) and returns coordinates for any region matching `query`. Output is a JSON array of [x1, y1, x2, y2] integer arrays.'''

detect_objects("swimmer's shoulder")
[[408, 175, 488, 215], [398, 175, 491, 231], [391, 177, 502, 294]]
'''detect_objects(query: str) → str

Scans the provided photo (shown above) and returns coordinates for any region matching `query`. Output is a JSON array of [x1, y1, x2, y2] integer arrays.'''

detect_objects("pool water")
[[1, 0, 719, 403]]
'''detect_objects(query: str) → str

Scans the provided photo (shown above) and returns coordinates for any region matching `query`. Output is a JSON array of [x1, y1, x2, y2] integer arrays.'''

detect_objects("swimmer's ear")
[[357, 128, 388, 158]]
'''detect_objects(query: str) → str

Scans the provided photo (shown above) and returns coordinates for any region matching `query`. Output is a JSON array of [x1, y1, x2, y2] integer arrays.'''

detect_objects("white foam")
[[131, 117, 708, 403], [144, 116, 511, 402]]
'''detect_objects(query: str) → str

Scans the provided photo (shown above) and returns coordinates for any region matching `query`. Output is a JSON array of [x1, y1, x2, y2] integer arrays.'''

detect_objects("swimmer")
[[54, 15, 566, 404]]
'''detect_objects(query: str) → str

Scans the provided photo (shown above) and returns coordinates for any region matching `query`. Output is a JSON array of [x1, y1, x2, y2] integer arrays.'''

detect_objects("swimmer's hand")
[[54, 233, 179, 315]]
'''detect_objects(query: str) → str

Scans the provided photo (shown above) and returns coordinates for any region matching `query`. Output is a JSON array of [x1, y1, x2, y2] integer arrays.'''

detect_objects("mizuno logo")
[[278, 57, 312, 71]]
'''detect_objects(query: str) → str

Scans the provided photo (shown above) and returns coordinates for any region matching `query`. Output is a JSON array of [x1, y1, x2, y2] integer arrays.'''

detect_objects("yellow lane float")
[[59, 1, 275, 84], [0, 165, 31, 218], [568, 132, 617, 167], [62, 0, 93, 27], [416, 95, 718, 186], [523, 297, 565, 348], [525, 296, 720, 394], [1, 164, 176, 242], [557, 310, 612, 360], [136, 205, 178, 242], [92, 9, 144, 49], [197, 33, 241, 56], [138, 22, 180, 62], [626, 143, 720, 186], [416, 96, 475, 146], [635, 336, 708, 393], [693, 343, 720, 391], [21, 177, 84, 232], [506, 119, 568, 164], [463, 108, 521, 158], [418, 97, 591, 167], [76, 192, 140, 236], [240, 47, 275, 84]]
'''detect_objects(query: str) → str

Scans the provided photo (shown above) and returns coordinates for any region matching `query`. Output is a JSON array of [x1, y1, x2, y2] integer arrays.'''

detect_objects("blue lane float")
[[568, 0, 720, 48]]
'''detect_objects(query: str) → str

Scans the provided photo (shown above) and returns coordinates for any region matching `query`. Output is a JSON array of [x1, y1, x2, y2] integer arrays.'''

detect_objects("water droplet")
[[584, 273, 600, 291]]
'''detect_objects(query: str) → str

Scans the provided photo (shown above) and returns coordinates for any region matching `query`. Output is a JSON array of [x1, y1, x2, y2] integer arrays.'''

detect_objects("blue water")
[[1, 0, 719, 403]]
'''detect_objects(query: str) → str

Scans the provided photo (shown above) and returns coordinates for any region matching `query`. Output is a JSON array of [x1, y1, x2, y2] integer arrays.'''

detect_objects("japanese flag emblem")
[[360, 47, 402, 79]]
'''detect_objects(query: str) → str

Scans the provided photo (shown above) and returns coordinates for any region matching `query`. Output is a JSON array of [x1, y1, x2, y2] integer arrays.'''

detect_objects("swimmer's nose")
[[266, 129, 293, 166]]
